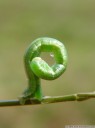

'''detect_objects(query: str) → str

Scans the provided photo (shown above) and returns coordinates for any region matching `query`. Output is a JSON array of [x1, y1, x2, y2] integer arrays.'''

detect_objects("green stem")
[[0, 91, 95, 107]]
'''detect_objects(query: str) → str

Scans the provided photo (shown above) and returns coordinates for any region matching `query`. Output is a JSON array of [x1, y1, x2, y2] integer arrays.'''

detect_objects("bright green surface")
[[0, 0, 95, 127], [20, 37, 67, 104]]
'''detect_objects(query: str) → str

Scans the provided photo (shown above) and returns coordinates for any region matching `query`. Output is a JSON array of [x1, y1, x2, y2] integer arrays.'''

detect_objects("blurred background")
[[0, 0, 95, 127]]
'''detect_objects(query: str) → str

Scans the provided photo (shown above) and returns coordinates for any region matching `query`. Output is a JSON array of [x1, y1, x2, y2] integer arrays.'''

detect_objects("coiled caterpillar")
[[20, 37, 68, 104]]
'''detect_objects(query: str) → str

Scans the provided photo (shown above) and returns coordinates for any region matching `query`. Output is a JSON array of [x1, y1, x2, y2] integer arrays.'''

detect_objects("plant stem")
[[0, 91, 95, 107]]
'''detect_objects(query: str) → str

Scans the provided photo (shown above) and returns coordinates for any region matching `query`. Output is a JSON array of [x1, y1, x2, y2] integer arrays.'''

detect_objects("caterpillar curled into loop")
[[20, 37, 68, 104], [25, 37, 67, 80]]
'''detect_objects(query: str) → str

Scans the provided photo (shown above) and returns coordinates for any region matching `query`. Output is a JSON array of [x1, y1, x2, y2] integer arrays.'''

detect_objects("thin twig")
[[0, 91, 95, 107]]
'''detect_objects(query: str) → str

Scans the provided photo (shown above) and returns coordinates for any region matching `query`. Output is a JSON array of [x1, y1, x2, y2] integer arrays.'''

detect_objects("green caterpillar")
[[20, 37, 68, 104]]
